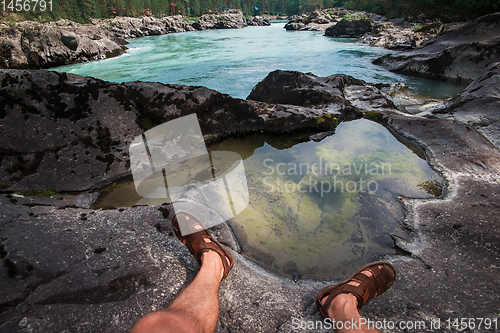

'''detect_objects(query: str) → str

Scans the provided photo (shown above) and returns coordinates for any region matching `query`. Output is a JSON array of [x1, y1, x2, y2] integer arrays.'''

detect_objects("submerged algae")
[[94, 119, 442, 279], [225, 119, 442, 279]]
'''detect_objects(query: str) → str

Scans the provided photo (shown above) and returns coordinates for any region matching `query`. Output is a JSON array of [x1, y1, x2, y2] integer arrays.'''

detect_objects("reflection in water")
[[95, 119, 443, 280], [209, 119, 442, 279]]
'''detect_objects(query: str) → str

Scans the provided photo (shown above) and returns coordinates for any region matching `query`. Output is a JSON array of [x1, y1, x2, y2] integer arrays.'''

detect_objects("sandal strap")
[[172, 211, 234, 280], [316, 261, 396, 317]]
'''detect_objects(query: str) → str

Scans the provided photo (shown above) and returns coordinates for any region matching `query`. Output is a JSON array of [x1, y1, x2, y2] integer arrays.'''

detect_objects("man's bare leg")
[[321, 266, 383, 333], [131, 250, 225, 333]]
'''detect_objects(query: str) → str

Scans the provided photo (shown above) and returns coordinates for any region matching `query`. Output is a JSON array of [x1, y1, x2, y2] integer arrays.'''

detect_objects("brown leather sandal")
[[316, 261, 396, 317], [171, 210, 234, 280]]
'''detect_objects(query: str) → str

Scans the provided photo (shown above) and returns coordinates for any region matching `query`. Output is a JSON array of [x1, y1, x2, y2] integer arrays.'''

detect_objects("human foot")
[[316, 261, 396, 318], [172, 211, 234, 280]]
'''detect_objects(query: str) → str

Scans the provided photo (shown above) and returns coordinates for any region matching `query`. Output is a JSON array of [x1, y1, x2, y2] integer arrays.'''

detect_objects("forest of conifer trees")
[[11, 0, 499, 24]]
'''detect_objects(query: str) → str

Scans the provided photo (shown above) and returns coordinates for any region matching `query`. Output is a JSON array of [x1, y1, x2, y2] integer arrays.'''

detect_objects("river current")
[[53, 23, 462, 100]]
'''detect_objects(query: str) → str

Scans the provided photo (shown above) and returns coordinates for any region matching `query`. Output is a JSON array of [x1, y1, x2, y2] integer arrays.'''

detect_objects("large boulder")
[[284, 22, 305, 30], [247, 70, 396, 113], [283, 8, 356, 32], [1, 69, 391, 192], [304, 10, 332, 24], [324, 18, 372, 37], [373, 13, 500, 82], [246, 16, 271, 26], [361, 21, 442, 50], [0, 19, 126, 69], [192, 9, 247, 30], [95, 15, 196, 39]]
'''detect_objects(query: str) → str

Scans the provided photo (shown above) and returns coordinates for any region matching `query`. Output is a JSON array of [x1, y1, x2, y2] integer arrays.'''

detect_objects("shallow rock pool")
[[96, 119, 443, 279]]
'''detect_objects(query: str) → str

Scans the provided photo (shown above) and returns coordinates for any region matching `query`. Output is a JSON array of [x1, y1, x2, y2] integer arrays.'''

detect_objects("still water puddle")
[[95, 119, 443, 279]]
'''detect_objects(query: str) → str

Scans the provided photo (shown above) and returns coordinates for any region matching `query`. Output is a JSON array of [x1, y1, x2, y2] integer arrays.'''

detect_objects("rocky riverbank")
[[284, 7, 449, 50], [373, 13, 500, 83], [395, 62, 500, 148], [0, 10, 269, 69], [286, 9, 500, 149], [1, 68, 499, 332]]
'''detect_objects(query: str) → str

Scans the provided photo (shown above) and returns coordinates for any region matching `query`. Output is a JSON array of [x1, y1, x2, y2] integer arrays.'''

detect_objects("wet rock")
[[429, 62, 500, 147], [192, 9, 247, 30], [377, 82, 446, 114], [385, 114, 500, 179], [1, 69, 500, 332], [284, 22, 305, 31], [299, 23, 322, 31], [246, 16, 271, 26], [247, 70, 396, 113], [373, 13, 500, 82], [324, 18, 372, 37], [0, 193, 325, 333], [1, 69, 377, 192]]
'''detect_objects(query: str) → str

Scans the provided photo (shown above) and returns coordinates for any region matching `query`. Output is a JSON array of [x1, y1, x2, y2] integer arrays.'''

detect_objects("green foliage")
[[3, 0, 497, 23], [364, 111, 385, 122], [192, 0, 201, 16], [316, 114, 340, 128], [23, 189, 60, 196], [343, 12, 368, 20], [413, 23, 422, 31]]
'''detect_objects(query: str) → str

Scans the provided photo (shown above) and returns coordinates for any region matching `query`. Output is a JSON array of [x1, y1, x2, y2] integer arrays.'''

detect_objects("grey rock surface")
[[192, 9, 247, 30], [361, 21, 441, 50], [284, 8, 354, 32], [398, 62, 500, 148], [440, 62, 500, 124], [94, 15, 196, 39], [247, 70, 396, 113], [0, 70, 499, 332], [0, 19, 126, 69], [284, 22, 305, 31], [429, 62, 500, 147], [0, 69, 385, 193], [246, 16, 271, 26], [324, 18, 373, 38], [284, 8, 441, 50], [373, 13, 500, 82]]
